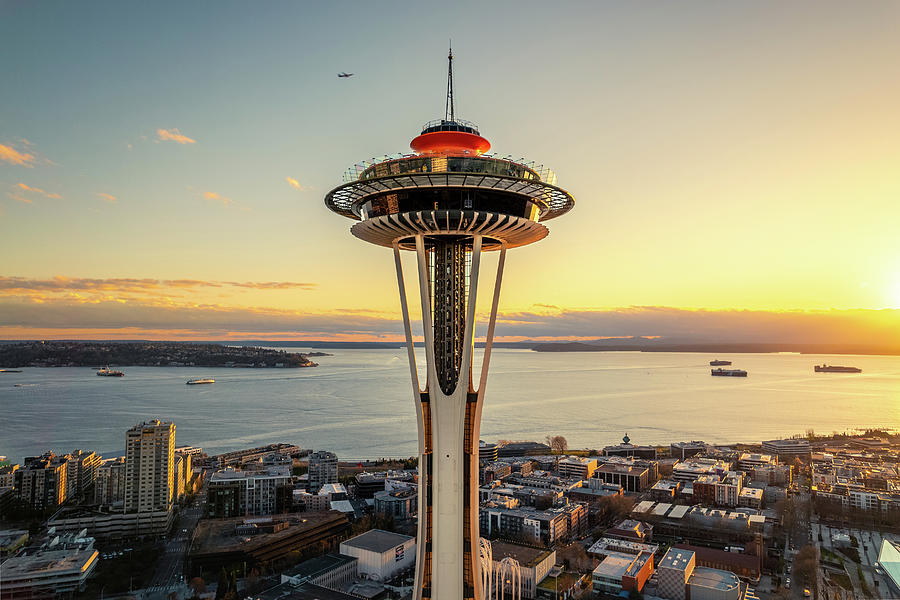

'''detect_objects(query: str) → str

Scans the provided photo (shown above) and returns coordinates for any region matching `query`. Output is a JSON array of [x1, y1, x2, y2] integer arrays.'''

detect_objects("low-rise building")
[[738, 487, 763, 509], [603, 439, 659, 460], [0, 535, 98, 598], [489, 541, 555, 599], [651, 479, 682, 501], [671, 441, 708, 460], [339, 529, 416, 581], [672, 459, 731, 483], [605, 519, 652, 543], [592, 550, 654, 596], [761, 438, 811, 460], [280, 553, 358, 590], [592, 461, 652, 492], [657, 548, 695, 600], [557, 456, 597, 479], [207, 465, 292, 517], [374, 488, 417, 521], [737, 453, 775, 471]]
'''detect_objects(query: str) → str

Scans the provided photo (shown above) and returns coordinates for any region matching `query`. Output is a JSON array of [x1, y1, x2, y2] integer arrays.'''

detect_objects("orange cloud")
[[0, 276, 316, 297], [9, 182, 62, 203], [285, 177, 303, 191], [0, 143, 36, 166], [157, 128, 196, 144], [97, 192, 117, 203], [203, 191, 233, 206]]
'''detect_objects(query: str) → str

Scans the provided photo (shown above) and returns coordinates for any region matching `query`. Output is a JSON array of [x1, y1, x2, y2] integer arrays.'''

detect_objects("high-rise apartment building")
[[307, 450, 338, 493], [95, 457, 127, 506], [64, 449, 101, 499], [124, 420, 175, 513], [16, 453, 68, 510]]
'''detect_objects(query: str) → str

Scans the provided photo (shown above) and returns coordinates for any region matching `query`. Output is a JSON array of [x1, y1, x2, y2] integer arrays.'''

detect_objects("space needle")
[[324, 49, 575, 600]]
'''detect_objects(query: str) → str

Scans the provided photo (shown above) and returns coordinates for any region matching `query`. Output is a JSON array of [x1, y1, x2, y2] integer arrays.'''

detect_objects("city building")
[[671, 441, 708, 460], [207, 465, 293, 517], [605, 519, 652, 543], [557, 456, 597, 479], [63, 449, 100, 499], [651, 480, 682, 501], [761, 438, 811, 459], [95, 456, 126, 506], [374, 488, 417, 521], [295, 490, 331, 512], [497, 442, 551, 458], [212, 443, 299, 468], [47, 505, 173, 539], [487, 541, 555, 599], [736, 453, 775, 471], [480, 504, 575, 546], [281, 553, 359, 590], [672, 459, 731, 483], [339, 529, 416, 581], [738, 487, 763, 509], [592, 550, 654, 596], [189, 512, 349, 574], [15, 452, 68, 510], [0, 536, 98, 598], [749, 464, 791, 486], [307, 450, 338, 493], [592, 461, 652, 492], [0, 464, 19, 489], [657, 548, 695, 600], [603, 434, 659, 460], [324, 48, 575, 600], [124, 419, 175, 513], [479, 441, 499, 463]]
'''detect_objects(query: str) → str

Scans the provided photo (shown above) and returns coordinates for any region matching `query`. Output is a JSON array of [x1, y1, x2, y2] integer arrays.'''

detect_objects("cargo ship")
[[711, 368, 747, 377], [97, 366, 124, 377], [814, 365, 862, 373], [709, 359, 732, 366], [186, 378, 215, 385]]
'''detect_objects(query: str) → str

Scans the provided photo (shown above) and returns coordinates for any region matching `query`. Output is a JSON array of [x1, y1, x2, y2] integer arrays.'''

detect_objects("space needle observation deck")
[[324, 48, 574, 600]]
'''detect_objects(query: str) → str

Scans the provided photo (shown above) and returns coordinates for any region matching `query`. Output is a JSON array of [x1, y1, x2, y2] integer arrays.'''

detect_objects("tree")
[[188, 577, 206, 595], [546, 435, 568, 455]]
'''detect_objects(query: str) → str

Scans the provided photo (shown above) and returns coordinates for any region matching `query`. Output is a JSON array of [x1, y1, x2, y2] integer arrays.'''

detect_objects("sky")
[[2, 1, 899, 343]]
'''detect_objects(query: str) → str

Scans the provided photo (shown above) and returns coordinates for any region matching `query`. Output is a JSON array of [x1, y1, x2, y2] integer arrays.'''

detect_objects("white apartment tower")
[[124, 420, 175, 513], [307, 450, 339, 492]]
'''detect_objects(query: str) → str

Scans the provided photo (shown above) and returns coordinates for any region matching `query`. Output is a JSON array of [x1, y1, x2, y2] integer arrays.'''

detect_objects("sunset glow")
[[2, 1, 899, 343]]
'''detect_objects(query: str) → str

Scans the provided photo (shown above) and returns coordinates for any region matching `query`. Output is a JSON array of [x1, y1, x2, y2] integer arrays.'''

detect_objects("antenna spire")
[[445, 42, 455, 122]]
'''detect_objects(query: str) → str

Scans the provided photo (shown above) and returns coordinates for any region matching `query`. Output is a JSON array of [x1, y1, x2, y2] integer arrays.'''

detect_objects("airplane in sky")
[[337, 72, 354, 78]]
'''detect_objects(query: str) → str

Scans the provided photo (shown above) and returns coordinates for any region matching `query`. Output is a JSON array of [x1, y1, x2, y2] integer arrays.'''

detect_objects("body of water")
[[1, 349, 899, 462]]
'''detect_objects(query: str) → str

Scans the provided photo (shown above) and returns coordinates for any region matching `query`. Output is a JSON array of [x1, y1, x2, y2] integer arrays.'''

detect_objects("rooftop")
[[489, 541, 554, 568], [0, 548, 97, 580], [689, 566, 741, 592], [592, 554, 635, 580], [659, 548, 695, 572], [283, 553, 357, 580], [341, 529, 413, 554]]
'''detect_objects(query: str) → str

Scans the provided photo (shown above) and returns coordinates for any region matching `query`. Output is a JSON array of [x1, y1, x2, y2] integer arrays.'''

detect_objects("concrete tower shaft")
[[323, 50, 574, 600]]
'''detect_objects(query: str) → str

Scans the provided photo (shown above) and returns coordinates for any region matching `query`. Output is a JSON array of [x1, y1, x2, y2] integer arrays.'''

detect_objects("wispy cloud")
[[0, 297, 897, 345], [285, 177, 304, 191], [156, 128, 196, 144], [0, 276, 316, 295], [0, 142, 36, 166], [97, 192, 117, 203], [7, 182, 62, 203], [203, 191, 233, 206]]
